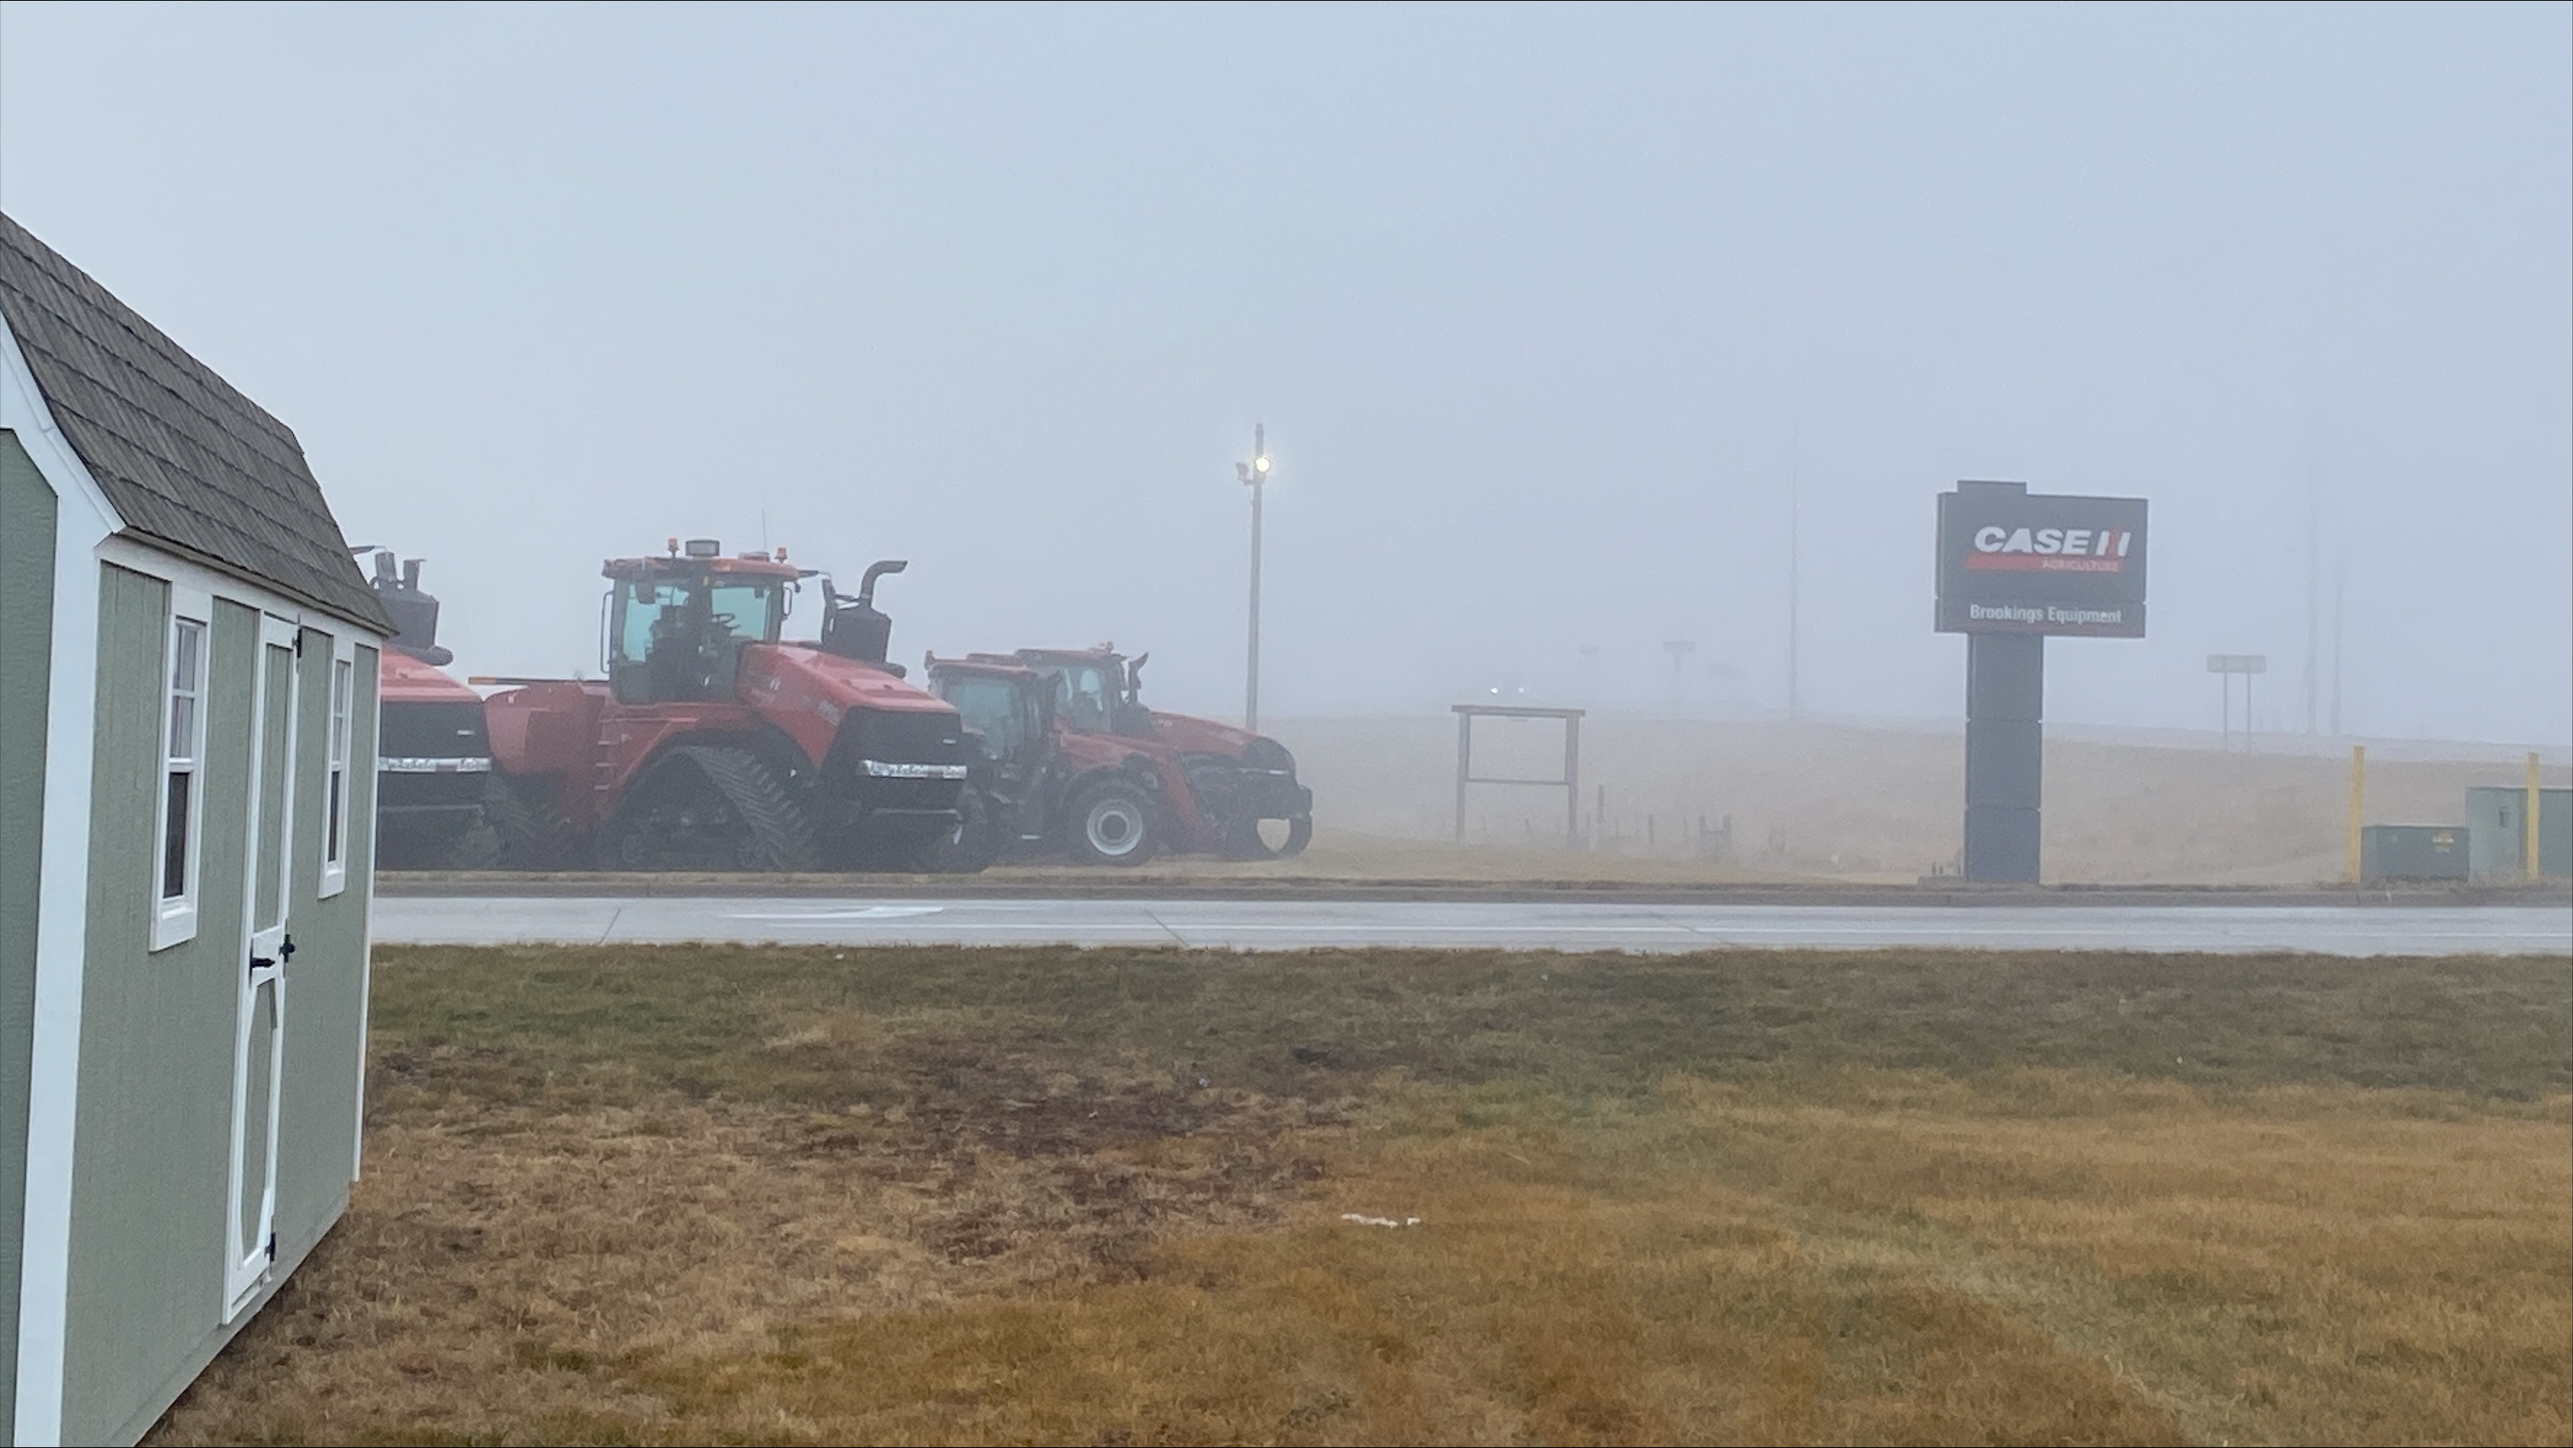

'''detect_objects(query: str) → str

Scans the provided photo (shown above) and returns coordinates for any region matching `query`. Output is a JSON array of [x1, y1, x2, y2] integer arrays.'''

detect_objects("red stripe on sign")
[[1963, 555, 2127, 572]]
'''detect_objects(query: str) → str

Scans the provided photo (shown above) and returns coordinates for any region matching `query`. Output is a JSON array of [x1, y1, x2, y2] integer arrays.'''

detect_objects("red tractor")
[[919, 653, 1188, 869], [478, 539, 976, 872], [923, 644, 1312, 868], [360, 551, 495, 868]]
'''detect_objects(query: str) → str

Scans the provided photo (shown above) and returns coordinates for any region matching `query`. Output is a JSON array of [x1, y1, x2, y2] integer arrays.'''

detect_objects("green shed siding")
[[64, 577, 249, 1445], [62, 579, 379, 1445], [273, 633, 374, 1255], [0, 430, 57, 1432]]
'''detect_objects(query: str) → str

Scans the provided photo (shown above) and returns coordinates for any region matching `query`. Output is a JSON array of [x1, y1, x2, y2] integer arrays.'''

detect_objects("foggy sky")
[[3, 3, 2566, 744]]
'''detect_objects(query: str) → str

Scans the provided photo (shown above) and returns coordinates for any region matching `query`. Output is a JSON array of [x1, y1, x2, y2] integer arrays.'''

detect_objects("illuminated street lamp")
[[1236, 424, 1272, 731]]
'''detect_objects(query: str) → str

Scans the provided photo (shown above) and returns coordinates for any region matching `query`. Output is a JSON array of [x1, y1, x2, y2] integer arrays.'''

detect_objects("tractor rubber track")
[[484, 773, 578, 870], [669, 745, 818, 873]]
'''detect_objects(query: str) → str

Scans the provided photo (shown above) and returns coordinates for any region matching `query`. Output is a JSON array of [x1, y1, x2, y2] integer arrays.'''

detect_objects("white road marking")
[[727, 906, 948, 922]]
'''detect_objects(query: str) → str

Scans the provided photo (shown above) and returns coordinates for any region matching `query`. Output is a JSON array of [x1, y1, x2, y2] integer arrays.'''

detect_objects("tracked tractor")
[[478, 539, 976, 872], [360, 550, 495, 868], [932, 644, 1313, 864]]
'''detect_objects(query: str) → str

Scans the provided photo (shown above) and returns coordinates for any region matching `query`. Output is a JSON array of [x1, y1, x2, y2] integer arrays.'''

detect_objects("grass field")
[[150, 946, 2571, 1446], [1267, 715, 2572, 885]]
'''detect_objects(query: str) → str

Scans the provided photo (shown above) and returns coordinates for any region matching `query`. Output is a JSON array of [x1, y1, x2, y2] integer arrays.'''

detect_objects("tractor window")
[[616, 582, 685, 666], [944, 676, 1028, 761], [707, 582, 784, 644], [1057, 666, 1112, 733], [607, 576, 784, 703]]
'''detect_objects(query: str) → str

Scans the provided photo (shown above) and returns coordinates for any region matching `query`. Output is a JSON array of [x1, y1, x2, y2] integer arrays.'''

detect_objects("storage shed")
[[0, 211, 393, 1445]]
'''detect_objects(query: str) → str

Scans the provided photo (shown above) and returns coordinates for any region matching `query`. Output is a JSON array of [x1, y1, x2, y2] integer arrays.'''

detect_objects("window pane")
[[162, 769, 191, 900], [331, 660, 352, 765], [707, 583, 781, 642], [327, 769, 344, 863], [949, 677, 1026, 757], [617, 582, 676, 665], [1061, 667, 1110, 732], [168, 694, 196, 763], [254, 644, 293, 932], [171, 620, 200, 693]]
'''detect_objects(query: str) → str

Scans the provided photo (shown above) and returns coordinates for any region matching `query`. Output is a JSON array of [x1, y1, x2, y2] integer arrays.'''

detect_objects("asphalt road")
[[373, 896, 2573, 956]]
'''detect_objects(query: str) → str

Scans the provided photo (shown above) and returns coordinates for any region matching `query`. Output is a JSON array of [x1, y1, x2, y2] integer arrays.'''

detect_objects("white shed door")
[[226, 617, 298, 1318]]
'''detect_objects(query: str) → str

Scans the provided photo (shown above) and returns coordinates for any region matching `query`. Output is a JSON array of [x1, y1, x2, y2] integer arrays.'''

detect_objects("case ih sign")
[[1936, 482, 2148, 637]]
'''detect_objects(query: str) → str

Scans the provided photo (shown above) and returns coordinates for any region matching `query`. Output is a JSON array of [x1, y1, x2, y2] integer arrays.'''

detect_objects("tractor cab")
[[926, 656, 1053, 770], [920, 654, 1065, 868], [996, 646, 1155, 739], [602, 538, 798, 705]]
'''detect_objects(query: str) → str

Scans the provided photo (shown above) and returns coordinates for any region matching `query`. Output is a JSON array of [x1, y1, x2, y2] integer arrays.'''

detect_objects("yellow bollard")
[[2528, 751, 2543, 882], [2346, 745, 2366, 883]]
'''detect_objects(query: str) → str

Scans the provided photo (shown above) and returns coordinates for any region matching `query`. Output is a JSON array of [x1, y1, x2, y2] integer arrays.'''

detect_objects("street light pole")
[[1787, 406, 1818, 720], [1237, 424, 1270, 732]]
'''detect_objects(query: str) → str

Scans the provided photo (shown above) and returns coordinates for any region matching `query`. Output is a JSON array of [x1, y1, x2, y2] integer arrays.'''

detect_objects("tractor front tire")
[[1067, 781, 1158, 867], [924, 789, 998, 875], [1220, 812, 1315, 860]]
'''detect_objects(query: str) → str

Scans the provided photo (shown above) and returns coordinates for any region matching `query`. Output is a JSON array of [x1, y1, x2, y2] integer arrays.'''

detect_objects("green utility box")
[[2463, 786, 2572, 880], [2361, 824, 2470, 883]]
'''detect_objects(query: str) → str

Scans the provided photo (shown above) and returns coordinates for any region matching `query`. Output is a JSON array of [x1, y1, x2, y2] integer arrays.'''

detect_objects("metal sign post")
[[1452, 704, 1584, 846], [2206, 654, 2267, 751], [1935, 480, 2150, 883]]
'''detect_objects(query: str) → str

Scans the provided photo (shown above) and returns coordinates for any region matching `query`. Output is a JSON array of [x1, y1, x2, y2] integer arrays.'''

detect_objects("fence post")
[[1454, 712, 1472, 843]]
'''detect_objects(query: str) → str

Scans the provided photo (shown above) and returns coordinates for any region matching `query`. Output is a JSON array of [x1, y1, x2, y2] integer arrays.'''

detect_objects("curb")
[[372, 871, 2573, 909]]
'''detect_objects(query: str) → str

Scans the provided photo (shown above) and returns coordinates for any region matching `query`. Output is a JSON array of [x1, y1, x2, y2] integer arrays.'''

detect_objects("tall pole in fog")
[[1785, 395, 1862, 719], [2304, 424, 2321, 734], [2331, 551, 2346, 736], [1788, 431, 1802, 719], [1237, 424, 1271, 732]]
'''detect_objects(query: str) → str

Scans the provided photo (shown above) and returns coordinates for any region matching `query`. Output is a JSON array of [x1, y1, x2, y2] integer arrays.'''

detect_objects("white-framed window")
[[319, 644, 354, 897], [152, 597, 212, 950]]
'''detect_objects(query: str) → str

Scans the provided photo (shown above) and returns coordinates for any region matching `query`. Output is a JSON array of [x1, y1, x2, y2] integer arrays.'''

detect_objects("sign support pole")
[[1964, 632, 2044, 882]]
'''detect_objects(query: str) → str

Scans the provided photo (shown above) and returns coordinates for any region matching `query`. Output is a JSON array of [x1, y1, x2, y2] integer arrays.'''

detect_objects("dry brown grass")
[[1263, 714, 2571, 884], [150, 946, 2571, 1446]]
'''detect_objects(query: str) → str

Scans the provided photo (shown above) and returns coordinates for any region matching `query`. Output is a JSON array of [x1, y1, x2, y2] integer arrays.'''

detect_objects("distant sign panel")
[[1936, 482, 2148, 637]]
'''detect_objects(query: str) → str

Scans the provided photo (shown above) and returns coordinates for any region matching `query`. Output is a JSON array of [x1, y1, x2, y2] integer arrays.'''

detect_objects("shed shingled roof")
[[0, 211, 392, 632]]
